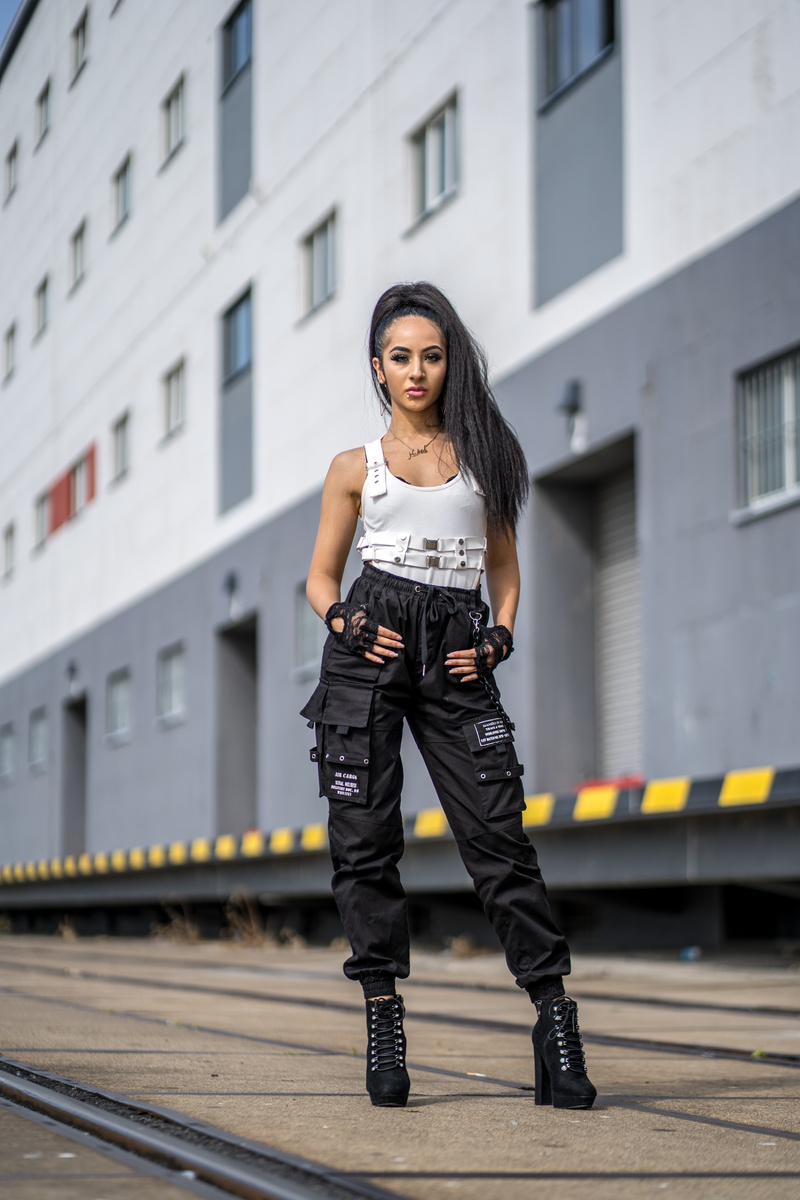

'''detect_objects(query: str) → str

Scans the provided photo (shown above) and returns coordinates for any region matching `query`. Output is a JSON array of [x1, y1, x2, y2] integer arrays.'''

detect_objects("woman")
[[302, 282, 595, 1110]]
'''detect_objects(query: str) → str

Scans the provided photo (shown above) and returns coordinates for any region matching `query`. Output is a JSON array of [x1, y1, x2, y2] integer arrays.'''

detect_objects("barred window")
[[112, 156, 131, 229], [294, 582, 326, 676], [3, 522, 14, 578], [106, 668, 132, 738], [0, 723, 14, 783], [29, 707, 48, 770], [157, 643, 186, 722], [164, 360, 185, 435], [737, 349, 800, 507], [112, 411, 130, 480], [303, 213, 335, 313], [162, 76, 185, 162], [71, 9, 88, 82], [412, 97, 458, 220], [36, 80, 50, 144]]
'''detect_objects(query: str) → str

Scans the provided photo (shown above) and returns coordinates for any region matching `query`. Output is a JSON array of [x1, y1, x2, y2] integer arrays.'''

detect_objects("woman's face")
[[373, 315, 447, 419]]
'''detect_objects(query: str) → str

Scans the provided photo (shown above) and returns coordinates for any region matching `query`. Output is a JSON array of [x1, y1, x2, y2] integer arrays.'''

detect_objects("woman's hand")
[[446, 625, 514, 683], [326, 603, 404, 664]]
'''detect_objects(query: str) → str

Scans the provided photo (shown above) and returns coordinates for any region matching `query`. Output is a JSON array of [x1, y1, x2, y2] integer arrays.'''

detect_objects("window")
[[29, 708, 47, 771], [223, 292, 251, 381], [542, 0, 615, 102], [106, 668, 132, 738], [0, 724, 14, 783], [412, 97, 458, 220], [294, 583, 326, 677], [112, 156, 131, 229], [112, 411, 129, 479], [34, 494, 48, 547], [69, 221, 86, 289], [157, 643, 186, 722], [2, 523, 14, 579], [35, 80, 50, 144], [738, 349, 800, 508], [4, 324, 15, 380], [164, 360, 185, 435], [162, 76, 184, 162], [34, 277, 48, 337], [71, 8, 88, 83], [222, 0, 252, 90], [70, 456, 88, 516], [4, 141, 18, 202], [304, 213, 336, 313]]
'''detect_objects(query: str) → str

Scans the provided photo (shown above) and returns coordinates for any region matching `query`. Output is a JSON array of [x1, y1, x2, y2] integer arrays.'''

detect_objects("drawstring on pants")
[[417, 585, 459, 675]]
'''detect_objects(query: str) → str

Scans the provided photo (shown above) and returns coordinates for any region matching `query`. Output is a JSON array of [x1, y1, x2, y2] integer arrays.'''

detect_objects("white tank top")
[[357, 438, 487, 589]]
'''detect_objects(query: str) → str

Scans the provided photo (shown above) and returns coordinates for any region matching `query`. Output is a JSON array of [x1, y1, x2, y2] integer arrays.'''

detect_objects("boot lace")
[[547, 996, 588, 1075], [368, 996, 406, 1072]]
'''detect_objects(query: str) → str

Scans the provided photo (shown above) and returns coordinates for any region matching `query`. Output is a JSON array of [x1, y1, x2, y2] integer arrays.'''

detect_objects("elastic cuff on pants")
[[360, 973, 397, 1000], [525, 976, 565, 1005]]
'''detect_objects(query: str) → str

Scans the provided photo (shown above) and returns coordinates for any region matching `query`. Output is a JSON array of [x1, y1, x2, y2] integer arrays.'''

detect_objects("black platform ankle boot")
[[365, 995, 409, 1108], [532, 995, 596, 1109]]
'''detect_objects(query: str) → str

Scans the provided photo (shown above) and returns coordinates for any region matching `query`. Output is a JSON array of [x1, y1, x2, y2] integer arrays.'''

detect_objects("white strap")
[[364, 439, 387, 498], [357, 532, 486, 571], [465, 470, 484, 496]]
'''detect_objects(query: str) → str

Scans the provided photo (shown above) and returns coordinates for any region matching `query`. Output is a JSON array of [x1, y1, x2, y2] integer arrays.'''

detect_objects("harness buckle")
[[424, 538, 438, 551], [426, 555, 440, 568]]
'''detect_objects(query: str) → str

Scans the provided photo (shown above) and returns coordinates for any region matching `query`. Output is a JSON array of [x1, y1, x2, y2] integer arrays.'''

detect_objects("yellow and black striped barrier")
[[1, 766, 797, 887]]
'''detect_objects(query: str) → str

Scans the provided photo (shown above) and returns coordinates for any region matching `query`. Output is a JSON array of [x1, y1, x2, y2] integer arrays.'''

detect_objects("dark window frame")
[[221, 0, 252, 94], [537, 0, 615, 112], [222, 289, 252, 385]]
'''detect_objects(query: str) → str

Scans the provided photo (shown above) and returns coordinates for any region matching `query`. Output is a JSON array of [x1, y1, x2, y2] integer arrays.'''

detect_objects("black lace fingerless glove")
[[325, 602, 380, 658], [475, 625, 514, 675]]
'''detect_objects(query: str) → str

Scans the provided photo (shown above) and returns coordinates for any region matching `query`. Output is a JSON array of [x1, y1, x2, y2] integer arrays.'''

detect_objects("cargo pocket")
[[304, 682, 373, 804], [462, 716, 524, 818]]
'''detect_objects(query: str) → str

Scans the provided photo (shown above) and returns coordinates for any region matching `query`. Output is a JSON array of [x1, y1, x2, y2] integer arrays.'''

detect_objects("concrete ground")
[[0, 935, 799, 1199]]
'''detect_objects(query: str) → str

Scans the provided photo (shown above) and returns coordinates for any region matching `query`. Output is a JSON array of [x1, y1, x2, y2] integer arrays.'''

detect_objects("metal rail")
[[2, 955, 799, 1070], [0, 1055, 406, 1200], [5, 950, 800, 1020]]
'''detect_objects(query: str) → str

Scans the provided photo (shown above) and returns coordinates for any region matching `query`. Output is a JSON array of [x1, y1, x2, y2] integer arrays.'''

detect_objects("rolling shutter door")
[[595, 467, 643, 778]]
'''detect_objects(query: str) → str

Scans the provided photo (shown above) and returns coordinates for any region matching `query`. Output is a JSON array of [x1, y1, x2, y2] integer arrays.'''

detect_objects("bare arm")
[[445, 524, 520, 683], [306, 451, 403, 664]]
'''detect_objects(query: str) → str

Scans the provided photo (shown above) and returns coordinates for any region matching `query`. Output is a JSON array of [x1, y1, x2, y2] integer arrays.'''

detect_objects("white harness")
[[356, 439, 487, 577]]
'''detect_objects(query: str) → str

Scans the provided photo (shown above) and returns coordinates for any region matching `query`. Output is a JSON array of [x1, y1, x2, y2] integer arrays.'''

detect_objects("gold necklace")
[[388, 428, 441, 460]]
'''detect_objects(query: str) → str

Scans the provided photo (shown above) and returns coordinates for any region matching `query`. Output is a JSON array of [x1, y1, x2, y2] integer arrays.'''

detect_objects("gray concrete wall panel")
[[219, 65, 252, 222], [219, 370, 253, 513], [535, 49, 624, 304]]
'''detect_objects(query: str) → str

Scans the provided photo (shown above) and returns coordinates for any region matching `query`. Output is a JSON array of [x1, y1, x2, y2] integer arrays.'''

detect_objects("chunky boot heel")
[[532, 996, 596, 1110], [365, 995, 409, 1107], [533, 1043, 552, 1106]]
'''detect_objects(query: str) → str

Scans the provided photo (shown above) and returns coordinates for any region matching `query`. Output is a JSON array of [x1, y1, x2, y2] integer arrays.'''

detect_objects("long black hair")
[[369, 281, 530, 536]]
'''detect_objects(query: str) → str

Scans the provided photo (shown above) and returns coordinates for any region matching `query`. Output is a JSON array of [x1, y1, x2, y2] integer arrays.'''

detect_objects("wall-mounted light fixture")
[[65, 659, 79, 697], [223, 570, 239, 620], [556, 379, 588, 454]]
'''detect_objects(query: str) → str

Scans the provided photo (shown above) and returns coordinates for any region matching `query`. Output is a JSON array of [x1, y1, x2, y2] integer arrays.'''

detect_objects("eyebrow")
[[388, 344, 443, 353]]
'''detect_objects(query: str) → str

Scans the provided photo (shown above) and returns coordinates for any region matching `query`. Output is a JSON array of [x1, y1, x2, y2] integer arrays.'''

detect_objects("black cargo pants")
[[301, 564, 571, 993]]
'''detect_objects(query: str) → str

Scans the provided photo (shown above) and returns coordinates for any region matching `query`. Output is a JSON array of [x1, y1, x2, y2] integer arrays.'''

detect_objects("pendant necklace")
[[389, 428, 441, 460]]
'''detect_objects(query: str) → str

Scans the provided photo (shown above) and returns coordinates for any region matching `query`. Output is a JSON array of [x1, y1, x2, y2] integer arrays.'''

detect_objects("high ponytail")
[[369, 282, 529, 535]]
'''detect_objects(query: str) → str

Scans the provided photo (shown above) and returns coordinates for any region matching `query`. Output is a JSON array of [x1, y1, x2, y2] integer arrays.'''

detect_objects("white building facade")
[[1, 0, 799, 898]]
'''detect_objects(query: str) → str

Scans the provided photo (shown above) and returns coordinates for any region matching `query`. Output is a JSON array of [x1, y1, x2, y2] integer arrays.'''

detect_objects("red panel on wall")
[[86, 443, 96, 502], [48, 472, 71, 534]]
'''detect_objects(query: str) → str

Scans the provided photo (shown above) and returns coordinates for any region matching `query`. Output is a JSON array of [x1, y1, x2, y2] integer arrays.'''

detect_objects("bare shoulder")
[[325, 445, 368, 499]]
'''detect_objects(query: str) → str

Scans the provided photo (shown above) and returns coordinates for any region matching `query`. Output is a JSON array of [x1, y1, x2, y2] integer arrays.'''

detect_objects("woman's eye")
[[390, 353, 408, 363], [426, 353, 442, 362]]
